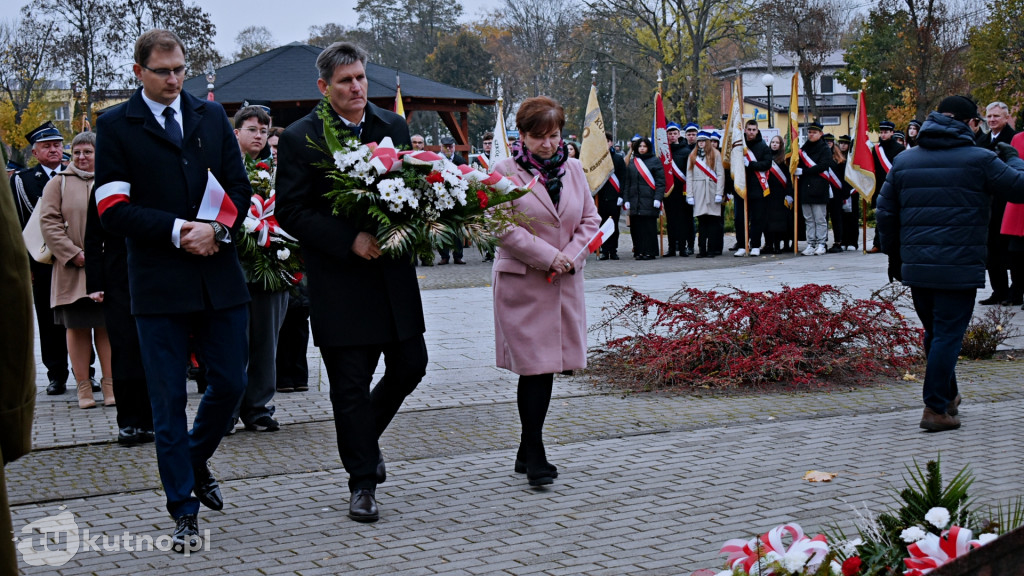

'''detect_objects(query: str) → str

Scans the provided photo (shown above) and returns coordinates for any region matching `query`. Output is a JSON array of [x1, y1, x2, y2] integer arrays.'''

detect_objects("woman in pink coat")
[[492, 97, 600, 487]]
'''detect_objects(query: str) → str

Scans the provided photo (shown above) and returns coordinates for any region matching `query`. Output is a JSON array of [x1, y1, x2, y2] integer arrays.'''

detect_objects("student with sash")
[[687, 131, 725, 258], [623, 137, 665, 260], [867, 120, 903, 252], [765, 135, 793, 254], [797, 122, 834, 255]]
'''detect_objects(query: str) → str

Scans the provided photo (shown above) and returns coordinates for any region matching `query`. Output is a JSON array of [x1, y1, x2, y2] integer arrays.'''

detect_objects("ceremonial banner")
[[652, 91, 674, 195], [580, 83, 614, 194], [727, 82, 747, 200], [788, 72, 800, 181], [846, 90, 876, 202], [489, 102, 511, 172]]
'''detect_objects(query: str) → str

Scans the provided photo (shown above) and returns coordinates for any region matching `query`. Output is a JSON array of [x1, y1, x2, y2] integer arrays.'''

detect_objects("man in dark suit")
[[94, 29, 251, 552], [275, 42, 426, 524], [976, 101, 1020, 305], [10, 122, 72, 395]]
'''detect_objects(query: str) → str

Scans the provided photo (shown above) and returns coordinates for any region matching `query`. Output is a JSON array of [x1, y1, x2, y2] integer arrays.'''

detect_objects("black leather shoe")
[[193, 462, 223, 511], [598, 253, 609, 260], [610, 253, 619, 260], [979, 293, 1006, 305], [685, 248, 694, 256], [348, 489, 379, 522], [138, 428, 156, 443], [117, 426, 141, 446], [438, 258, 449, 265], [662, 252, 676, 257], [171, 514, 200, 554], [453, 258, 466, 265], [376, 451, 386, 484], [46, 379, 67, 395], [1001, 297, 1024, 306]]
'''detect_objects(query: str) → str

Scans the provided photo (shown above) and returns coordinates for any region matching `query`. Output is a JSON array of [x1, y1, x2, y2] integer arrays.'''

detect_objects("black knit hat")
[[937, 95, 979, 122]]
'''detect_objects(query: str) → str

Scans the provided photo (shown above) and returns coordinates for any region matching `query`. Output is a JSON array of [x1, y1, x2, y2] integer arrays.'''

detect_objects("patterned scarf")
[[511, 139, 568, 207]]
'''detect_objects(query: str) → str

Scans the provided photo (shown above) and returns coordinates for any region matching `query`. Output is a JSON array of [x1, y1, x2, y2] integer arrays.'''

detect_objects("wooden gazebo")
[[181, 42, 495, 153]]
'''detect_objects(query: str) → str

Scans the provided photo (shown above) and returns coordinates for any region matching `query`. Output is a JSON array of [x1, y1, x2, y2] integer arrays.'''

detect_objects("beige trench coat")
[[38, 165, 94, 308]]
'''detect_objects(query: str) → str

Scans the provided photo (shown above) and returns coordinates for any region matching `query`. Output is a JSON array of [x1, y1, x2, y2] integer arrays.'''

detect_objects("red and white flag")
[[197, 170, 239, 227], [652, 91, 674, 195], [586, 217, 617, 253], [845, 91, 876, 202]]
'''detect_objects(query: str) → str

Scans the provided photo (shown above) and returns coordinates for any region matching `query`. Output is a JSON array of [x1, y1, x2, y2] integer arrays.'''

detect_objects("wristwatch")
[[209, 221, 230, 243]]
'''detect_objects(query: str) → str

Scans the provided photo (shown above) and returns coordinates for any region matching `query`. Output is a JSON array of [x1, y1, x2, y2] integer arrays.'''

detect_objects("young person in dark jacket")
[[664, 122, 693, 256], [764, 135, 793, 254], [876, 95, 1024, 432], [623, 137, 665, 260], [867, 120, 903, 252], [596, 131, 627, 260], [797, 122, 833, 255], [735, 120, 773, 256], [826, 135, 852, 253]]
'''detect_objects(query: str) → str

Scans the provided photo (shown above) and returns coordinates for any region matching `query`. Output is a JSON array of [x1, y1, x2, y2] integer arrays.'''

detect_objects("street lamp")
[[761, 72, 775, 129], [205, 66, 217, 101]]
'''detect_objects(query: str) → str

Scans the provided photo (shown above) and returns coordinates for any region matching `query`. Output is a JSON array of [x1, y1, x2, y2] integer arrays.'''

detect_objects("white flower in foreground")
[[276, 248, 290, 261], [257, 170, 271, 180], [243, 217, 258, 233], [976, 533, 998, 545], [841, 538, 863, 557], [901, 526, 928, 543], [782, 551, 809, 572], [925, 507, 950, 530]]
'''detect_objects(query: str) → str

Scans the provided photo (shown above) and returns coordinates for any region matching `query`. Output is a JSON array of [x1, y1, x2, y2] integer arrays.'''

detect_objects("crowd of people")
[[6, 27, 1024, 562]]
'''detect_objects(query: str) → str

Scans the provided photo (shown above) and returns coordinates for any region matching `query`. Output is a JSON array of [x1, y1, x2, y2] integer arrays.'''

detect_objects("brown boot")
[[101, 377, 115, 407], [920, 407, 960, 432], [947, 393, 962, 417], [77, 379, 97, 409]]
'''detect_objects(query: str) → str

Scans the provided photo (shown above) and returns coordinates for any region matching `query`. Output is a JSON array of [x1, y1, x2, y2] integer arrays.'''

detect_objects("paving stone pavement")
[[11, 228, 1024, 575]]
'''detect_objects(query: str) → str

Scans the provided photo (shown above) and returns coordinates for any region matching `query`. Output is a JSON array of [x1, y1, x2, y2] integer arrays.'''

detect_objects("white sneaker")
[[802, 245, 816, 256], [734, 248, 747, 257], [750, 247, 760, 257], [814, 244, 827, 255]]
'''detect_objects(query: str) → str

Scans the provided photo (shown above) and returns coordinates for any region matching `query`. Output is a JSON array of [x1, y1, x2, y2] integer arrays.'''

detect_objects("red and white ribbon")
[[800, 150, 842, 189], [904, 526, 980, 576], [609, 173, 620, 192], [876, 144, 893, 174], [246, 194, 294, 247], [694, 156, 718, 183], [368, 138, 402, 175], [671, 160, 687, 181], [95, 181, 130, 216], [746, 148, 770, 193], [633, 157, 656, 189], [770, 161, 788, 184]]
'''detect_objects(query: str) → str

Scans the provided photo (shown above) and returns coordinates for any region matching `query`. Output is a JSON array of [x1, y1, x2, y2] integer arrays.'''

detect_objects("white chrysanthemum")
[[901, 526, 928, 543], [781, 551, 809, 572], [257, 170, 271, 180], [276, 248, 290, 261], [841, 538, 862, 557], [925, 507, 950, 530], [243, 217, 258, 233], [406, 195, 419, 209], [976, 533, 998, 545], [333, 150, 348, 170], [830, 560, 843, 576]]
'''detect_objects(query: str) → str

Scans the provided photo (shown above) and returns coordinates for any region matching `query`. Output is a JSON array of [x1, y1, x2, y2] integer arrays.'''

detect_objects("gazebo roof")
[[182, 42, 494, 105]]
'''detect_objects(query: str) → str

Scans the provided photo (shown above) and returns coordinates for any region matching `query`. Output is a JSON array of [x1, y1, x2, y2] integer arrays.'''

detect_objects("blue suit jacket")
[[94, 89, 251, 315]]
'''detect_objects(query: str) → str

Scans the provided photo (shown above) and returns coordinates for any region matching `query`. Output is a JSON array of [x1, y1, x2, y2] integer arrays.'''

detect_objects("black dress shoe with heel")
[[979, 293, 1007, 305], [193, 462, 223, 511], [348, 488, 379, 522]]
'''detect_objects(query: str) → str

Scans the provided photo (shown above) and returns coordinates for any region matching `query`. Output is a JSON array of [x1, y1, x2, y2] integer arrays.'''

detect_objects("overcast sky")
[[202, 0, 497, 57]]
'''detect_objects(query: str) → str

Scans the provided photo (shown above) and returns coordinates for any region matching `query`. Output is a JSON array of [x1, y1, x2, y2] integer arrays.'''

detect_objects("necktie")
[[351, 123, 362, 137], [163, 107, 182, 147]]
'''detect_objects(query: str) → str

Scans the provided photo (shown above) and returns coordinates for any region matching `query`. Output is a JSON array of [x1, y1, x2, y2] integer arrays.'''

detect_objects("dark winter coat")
[[623, 152, 665, 217], [596, 146, 627, 212], [797, 138, 832, 205], [876, 112, 1024, 289], [744, 132, 773, 200]]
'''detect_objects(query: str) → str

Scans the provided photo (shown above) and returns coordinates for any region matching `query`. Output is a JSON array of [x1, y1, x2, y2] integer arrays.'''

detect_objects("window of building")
[[820, 75, 834, 94]]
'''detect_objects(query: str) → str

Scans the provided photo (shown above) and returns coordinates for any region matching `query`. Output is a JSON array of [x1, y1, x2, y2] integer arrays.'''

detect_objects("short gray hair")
[[986, 101, 1010, 115], [316, 42, 368, 82], [71, 131, 96, 149]]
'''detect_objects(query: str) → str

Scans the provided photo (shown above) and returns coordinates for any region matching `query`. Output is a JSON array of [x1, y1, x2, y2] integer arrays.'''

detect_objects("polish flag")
[[197, 170, 239, 227], [586, 217, 617, 253]]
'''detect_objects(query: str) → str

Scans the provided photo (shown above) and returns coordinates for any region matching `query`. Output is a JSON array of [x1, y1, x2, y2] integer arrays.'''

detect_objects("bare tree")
[[233, 25, 275, 62], [762, 0, 843, 119], [0, 18, 58, 126]]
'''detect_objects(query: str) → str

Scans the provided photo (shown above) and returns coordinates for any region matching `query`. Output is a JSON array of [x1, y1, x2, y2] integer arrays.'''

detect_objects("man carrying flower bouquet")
[[275, 41, 424, 524]]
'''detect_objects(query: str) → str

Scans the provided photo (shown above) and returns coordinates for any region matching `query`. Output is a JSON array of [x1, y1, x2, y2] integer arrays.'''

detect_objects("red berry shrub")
[[589, 284, 922, 389]]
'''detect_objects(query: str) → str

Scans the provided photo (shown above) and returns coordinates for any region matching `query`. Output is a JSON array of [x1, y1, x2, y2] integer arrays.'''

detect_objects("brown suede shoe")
[[947, 394, 962, 417], [920, 407, 961, 432]]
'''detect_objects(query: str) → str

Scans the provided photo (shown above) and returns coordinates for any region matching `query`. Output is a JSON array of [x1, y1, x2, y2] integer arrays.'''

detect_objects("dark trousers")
[[439, 239, 464, 261], [842, 194, 862, 248], [632, 214, 658, 257], [597, 205, 621, 255], [29, 259, 69, 382], [986, 234, 1013, 298], [135, 304, 248, 518], [663, 198, 690, 254], [103, 295, 152, 430], [736, 196, 767, 249], [910, 287, 975, 414], [276, 296, 310, 390], [827, 195, 845, 248], [321, 334, 427, 491], [697, 215, 723, 255], [234, 290, 288, 424]]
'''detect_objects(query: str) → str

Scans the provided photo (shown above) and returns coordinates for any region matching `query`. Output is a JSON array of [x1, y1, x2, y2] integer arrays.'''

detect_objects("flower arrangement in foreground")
[[699, 458, 1018, 576], [234, 156, 303, 292], [313, 98, 533, 258]]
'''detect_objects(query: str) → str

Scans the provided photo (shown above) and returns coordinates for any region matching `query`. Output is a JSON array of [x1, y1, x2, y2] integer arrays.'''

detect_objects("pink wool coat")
[[491, 156, 601, 376]]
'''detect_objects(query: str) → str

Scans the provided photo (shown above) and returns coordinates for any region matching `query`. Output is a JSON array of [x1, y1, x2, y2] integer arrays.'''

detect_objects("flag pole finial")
[[591, 60, 597, 86]]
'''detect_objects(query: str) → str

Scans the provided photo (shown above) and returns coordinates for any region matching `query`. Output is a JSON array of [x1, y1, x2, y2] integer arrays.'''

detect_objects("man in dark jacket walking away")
[[876, 95, 1024, 432]]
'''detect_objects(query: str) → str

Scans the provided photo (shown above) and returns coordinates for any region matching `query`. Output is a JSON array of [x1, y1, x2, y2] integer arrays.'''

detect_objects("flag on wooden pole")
[[727, 81, 747, 200], [788, 72, 800, 181], [393, 74, 405, 117], [580, 82, 614, 194], [489, 97, 511, 172], [846, 90, 877, 203], [652, 91, 674, 195]]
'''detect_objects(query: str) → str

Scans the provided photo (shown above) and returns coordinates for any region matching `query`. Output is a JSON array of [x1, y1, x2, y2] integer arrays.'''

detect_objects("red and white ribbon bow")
[[904, 526, 980, 576], [246, 194, 294, 247]]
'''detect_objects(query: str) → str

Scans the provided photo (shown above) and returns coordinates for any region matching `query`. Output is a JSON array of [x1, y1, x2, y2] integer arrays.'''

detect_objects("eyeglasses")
[[242, 127, 269, 136], [141, 64, 187, 78]]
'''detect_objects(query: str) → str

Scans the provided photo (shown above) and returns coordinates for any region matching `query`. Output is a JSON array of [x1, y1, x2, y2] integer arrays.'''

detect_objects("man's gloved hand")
[[623, 202, 630, 210], [997, 142, 1019, 162], [795, 168, 803, 176], [687, 195, 695, 206], [743, 157, 750, 167], [785, 195, 794, 209], [714, 194, 722, 203], [616, 197, 623, 206], [653, 200, 661, 209]]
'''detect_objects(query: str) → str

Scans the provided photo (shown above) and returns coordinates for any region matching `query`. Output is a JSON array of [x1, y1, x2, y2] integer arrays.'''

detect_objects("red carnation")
[[476, 190, 489, 209], [292, 272, 304, 284], [426, 171, 444, 184], [256, 162, 271, 170], [841, 556, 862, 576]]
